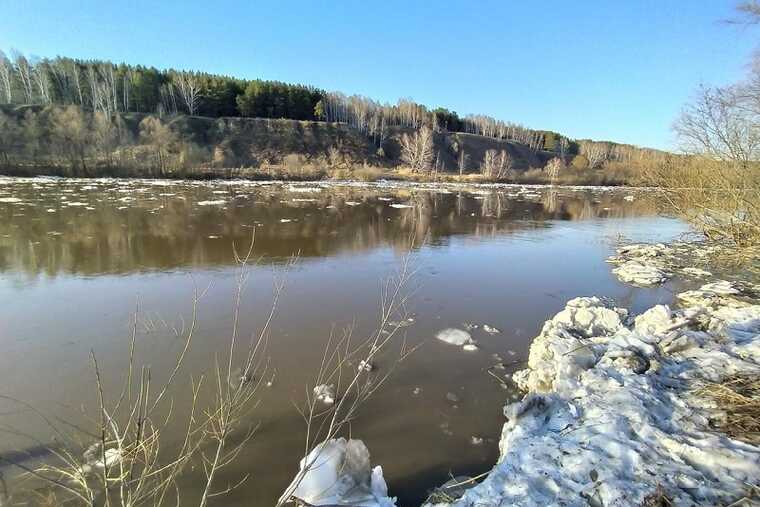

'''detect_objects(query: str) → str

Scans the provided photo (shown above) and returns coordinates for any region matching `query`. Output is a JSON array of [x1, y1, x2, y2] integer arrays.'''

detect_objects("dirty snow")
[[427, 294, 760, 506]]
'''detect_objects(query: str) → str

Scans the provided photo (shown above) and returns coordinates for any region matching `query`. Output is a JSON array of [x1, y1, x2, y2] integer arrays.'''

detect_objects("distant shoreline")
[[0, 172, 650, 189]]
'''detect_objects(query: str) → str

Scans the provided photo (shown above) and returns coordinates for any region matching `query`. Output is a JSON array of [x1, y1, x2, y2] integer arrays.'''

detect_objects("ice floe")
[[612, 260, 670, 285], [436, 328, 478, 351], [279, 438, 396, 506], [313, 384, 336, 405]]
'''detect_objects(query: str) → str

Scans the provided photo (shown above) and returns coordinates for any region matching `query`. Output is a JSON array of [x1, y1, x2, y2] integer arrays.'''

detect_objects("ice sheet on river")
[[427, 295, 760, 506]]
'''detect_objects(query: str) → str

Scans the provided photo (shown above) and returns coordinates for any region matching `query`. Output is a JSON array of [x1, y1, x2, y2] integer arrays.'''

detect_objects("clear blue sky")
[[0, 0, 755, 150]]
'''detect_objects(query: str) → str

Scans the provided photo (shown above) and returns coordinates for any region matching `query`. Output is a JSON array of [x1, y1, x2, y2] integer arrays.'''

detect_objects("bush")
[[570, 154, 590, 171]]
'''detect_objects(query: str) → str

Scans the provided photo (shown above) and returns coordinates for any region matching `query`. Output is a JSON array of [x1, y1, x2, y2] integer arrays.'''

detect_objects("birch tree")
[[579, 141, 609, 169], [481, 149, 512, 178], [399, 126, 434, 172], [0, 51, 12, 103], [175, 72, 201, 115], [12, 51, 34, 103], [31, 59, 51, 104]]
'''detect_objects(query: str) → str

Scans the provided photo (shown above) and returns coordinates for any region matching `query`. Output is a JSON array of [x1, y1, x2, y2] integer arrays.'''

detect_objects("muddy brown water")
[[0, 178, 691, 506]]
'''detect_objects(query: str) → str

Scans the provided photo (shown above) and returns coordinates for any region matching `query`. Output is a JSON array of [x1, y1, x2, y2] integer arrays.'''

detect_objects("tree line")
[[0, 49, 668, 172], [0, 50, 579, 153], [0, 50, 323, 120]]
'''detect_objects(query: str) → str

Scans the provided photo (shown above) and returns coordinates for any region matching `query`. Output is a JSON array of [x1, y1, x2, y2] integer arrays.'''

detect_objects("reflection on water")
[[0, 178, 688, 505], [0, 178, 660, 278]]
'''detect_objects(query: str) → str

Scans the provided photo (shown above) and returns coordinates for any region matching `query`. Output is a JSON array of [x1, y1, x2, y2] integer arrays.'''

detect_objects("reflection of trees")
[[0, 182, 660, 277]]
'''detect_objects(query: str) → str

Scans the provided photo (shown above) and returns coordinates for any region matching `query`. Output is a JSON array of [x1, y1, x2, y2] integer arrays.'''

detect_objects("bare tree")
[[158, 82, 178, 116], [175, 72, 201, 115], [31, 59, 51, 104], [0, 51, 13, 103], [558, 137, 569, 160], [648, 41, 760, 246], [51, 106, 92, 175], [674, 83, 760, 166], [399, 126, 434, 172], [458, 147, 468, 176], [544, 157, 563, 184], [0, 110, 19, 168], [579, 140, 609, 169], [12, 50, 34, 103], [480, 149, 512, 179], [727, 1, 760, 24], [139, 116, 178, 175]]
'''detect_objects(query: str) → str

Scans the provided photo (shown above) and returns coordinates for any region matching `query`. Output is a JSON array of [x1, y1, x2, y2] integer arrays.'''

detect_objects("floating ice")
[[436, 328, 475, 348], [288, 186, 322, 193], [682, 266, 712, 277], [389, 203, 413, 208], [81, 443, 122, 475], [279, 438, 396, 507], [482, 324, 501, 334], [196, 200, 226, 206], [0, 197, 22, 203], [612, 261, 670, 285], [313, 384, 336, 404]]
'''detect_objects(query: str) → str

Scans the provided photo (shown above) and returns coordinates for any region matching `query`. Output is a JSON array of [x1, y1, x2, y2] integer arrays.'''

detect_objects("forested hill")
[[0, 50, 665, 182], [0, 51, 661, 155]]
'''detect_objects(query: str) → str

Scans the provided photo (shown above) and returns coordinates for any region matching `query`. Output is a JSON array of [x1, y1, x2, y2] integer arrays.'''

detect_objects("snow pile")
[[428, 295, 760, 506], [678, 280, 758, 309], [612, 261, 670, 285], [279, 438, 396, 507], [607, 243, 672, 285]]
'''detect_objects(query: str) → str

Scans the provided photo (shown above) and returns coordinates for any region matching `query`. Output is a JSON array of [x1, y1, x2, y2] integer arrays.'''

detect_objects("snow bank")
[[279, 438, 396, 506], [428, 295, 760, 506]]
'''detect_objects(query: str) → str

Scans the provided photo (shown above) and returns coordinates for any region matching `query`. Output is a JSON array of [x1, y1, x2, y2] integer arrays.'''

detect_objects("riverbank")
[[0, 106, 644, 187], [286, 239, 760, 506], [425, 241, 760, 506], [0, 165, 637, 187]]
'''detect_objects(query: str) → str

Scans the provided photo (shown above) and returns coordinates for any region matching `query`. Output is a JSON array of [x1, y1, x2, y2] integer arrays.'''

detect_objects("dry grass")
[[639, 484, 672, 507], [644, 156, 760, 247], [697, 373, 760, 444]]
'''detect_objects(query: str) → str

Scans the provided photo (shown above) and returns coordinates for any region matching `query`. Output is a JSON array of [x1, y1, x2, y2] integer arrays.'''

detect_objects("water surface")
[[0, 178, 690, 505]]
